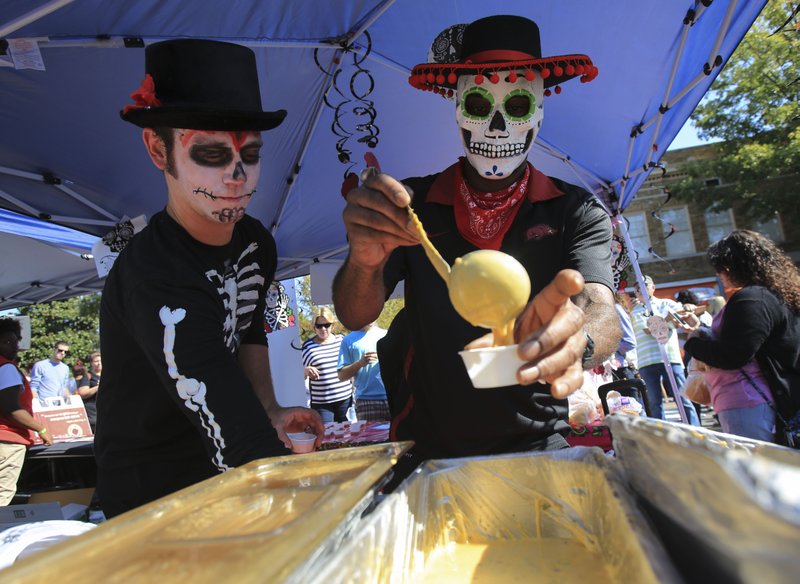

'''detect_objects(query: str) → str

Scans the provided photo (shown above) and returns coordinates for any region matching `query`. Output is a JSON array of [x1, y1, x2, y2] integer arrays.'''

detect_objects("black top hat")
[[409, 15, 598, 96], [121, 39, 286, 131]]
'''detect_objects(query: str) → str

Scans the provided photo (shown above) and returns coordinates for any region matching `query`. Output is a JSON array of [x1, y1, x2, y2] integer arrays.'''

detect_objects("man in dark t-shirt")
[[333, 16, 620, 470], [97, 39, 322, 517]]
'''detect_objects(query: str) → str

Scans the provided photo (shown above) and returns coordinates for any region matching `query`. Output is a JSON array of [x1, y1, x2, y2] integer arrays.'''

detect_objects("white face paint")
[[456, 73, 544, 179], [166, 129, 262, 225]]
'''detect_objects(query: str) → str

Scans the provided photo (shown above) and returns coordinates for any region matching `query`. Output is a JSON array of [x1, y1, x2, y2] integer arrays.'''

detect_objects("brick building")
[[619, 143, 800, 299]]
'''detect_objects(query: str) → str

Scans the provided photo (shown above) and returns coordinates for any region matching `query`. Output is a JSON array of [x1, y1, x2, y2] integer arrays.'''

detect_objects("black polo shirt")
[[381, 160, 613, 459]]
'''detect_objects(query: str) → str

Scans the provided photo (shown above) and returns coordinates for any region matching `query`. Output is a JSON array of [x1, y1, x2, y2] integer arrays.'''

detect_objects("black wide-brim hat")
[[409, 15, 598, 97], [121, 39, 286, 131]]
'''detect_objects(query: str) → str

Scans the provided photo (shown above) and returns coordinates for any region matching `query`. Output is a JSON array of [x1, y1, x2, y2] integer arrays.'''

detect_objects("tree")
[[15, 295, 100, 368], [294, 275, 404, 341], [671, 2, 799, 222]]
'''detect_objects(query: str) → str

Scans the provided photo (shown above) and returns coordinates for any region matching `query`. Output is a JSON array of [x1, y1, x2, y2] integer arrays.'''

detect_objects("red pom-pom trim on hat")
[[508, 71, 518, 83], [475, 73, 485, 85], [544, 89, 552, 97], [554, 85, 562, 94], [447, 72, 457, 84], [565, 64, 575, 76], [553, 65, 564, 77], [489, 72, 500, 84], [525, 69, 536, 81], [540, 67, 551, 79]]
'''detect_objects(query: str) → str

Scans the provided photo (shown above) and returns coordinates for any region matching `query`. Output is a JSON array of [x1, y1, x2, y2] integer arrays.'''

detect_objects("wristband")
[[37, 428, 48, 436]]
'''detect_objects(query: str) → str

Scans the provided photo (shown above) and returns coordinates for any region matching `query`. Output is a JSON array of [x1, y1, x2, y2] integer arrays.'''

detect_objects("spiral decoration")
[[315, 31, 380, 176]]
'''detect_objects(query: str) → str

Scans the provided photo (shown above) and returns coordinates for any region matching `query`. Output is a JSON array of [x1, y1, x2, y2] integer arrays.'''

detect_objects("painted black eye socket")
[[505, 95, 531, 118], [464, 93, 493, 118], [190, 146, 233, 167], [240, 145, 262, 165]]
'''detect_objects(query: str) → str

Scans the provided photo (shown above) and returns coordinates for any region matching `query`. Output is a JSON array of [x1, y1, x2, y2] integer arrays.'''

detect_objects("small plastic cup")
[[350, 421, 363, 435], [458, 344, 523, 388], [286, 432, 317, 454]]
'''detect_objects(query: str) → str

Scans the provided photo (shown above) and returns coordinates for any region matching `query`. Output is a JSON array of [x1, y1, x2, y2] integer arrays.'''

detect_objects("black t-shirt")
[[381, 163, 613, 459], [96, 211, 288, 480], [78, 373, 99, 428]]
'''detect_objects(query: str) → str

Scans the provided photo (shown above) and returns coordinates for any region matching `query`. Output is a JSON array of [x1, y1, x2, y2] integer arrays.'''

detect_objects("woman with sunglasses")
[[302, 307, 354, 423]]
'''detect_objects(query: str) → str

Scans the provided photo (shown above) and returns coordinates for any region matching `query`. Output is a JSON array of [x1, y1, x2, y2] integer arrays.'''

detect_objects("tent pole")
[[268, 47, 345, 237], [347, 0, 397, 47], [0, 0, 76, 38], [617, 218, 690, 424]]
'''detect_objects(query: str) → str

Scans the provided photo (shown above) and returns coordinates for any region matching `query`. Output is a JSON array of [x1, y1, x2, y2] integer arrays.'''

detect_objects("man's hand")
[[465, 269, 587, 399], [40, 429, 54, 446], [267, 406, 325, 449], [343, 171, 419, 269], [361, 352, 379, 365]]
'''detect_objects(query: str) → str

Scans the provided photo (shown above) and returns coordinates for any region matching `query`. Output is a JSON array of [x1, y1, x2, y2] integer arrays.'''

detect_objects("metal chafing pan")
[[303, 447, 680, 583], [607, 415, 800, 584]]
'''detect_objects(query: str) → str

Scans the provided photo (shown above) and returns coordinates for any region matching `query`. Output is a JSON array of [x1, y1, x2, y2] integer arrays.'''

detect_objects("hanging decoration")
[[647, 186, 678, 274], [315, 31, 380, 179], [610, 232, 632, 291]]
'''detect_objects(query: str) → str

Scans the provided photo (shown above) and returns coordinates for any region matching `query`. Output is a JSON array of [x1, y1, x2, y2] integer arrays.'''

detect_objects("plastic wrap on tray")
[[0, 443, 412, 584], [607, 415, 800, 584], [302, 447, 679, 584]]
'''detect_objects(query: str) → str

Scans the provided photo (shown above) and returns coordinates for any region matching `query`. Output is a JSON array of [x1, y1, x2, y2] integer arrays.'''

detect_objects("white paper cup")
[[459, 344, 523, 388], [286, 432, 317, 454]]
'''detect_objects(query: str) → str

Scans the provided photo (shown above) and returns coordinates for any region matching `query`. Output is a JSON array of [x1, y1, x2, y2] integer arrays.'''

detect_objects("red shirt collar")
[[426, 159, 564, 205]]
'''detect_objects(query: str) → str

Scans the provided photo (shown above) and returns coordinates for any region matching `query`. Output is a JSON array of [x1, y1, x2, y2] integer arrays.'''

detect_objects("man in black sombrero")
[[333, 15, 620, 469], [96, 40, 323, 517]]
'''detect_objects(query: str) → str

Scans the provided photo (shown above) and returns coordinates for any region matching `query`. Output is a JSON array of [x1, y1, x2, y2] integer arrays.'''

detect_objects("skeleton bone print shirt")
[[96, 211, 287, 484]]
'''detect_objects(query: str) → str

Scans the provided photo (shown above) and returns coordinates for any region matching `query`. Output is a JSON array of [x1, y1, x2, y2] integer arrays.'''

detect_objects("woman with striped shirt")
[[302, 307, 353, 422]]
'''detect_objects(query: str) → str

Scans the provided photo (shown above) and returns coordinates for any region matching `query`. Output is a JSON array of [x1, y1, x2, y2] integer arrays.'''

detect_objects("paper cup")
[[286, 432, 317, 454], [459, 344, 523, 388]]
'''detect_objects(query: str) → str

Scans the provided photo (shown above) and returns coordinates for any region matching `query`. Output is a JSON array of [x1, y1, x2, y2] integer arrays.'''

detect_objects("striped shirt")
[[302, 335, 352, 404], [631, 298, 683, 367]]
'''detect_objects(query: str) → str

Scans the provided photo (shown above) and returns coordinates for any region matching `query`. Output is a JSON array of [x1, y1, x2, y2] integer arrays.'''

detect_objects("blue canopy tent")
[[0, 208, 103, 306], [0, 0, 766, 288], [0, 1, 769, 423]]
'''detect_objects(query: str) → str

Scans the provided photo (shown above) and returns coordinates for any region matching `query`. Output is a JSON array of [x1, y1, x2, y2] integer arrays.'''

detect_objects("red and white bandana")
[[453, 162, 530, 250]]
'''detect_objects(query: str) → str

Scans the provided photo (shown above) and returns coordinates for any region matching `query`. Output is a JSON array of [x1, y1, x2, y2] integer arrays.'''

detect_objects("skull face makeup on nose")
[[456, 73, 544, 179]]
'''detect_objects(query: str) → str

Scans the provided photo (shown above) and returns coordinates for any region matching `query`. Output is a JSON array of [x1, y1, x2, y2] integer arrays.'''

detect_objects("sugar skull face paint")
[[166, 129, 262, 225], [456, 73, 544, 179]]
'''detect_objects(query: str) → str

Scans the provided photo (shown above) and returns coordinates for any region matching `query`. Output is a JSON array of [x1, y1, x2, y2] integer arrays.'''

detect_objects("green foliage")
[[15, 295, 100, 368], [671, 2, 800, 221], [294, 275, 404, 341]]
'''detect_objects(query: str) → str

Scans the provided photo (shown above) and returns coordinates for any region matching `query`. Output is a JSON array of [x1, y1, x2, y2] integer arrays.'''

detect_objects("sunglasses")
[[314, 323, 332, 329], [56, 348, 69, 354]]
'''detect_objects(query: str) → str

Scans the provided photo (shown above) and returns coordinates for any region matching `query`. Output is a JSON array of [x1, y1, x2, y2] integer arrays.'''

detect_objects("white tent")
[[0, 0, 766, 311]]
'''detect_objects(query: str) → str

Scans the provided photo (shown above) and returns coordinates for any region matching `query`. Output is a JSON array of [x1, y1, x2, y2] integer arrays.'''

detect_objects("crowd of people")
[[0, 15, 798, 523]]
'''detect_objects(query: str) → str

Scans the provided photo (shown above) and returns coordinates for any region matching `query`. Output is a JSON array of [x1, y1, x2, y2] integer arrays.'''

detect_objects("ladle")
[[407, 207, 530, 346]]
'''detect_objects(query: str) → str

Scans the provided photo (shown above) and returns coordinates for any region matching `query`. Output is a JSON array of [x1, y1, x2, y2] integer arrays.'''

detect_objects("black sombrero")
[[409, 15, 598, 98], [121, 39, 286, 131]]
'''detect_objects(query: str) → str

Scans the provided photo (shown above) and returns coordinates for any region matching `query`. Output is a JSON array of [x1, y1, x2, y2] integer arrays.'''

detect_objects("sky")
[[667, 119, 722, 151]]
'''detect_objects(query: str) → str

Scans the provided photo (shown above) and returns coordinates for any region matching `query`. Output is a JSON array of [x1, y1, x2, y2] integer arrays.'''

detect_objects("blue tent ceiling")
[[0, 0, 767, 308]]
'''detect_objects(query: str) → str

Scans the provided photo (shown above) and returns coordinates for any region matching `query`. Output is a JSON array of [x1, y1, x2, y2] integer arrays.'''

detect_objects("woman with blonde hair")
[[301, 307, 353, 422], [685, 230, 800, 443]]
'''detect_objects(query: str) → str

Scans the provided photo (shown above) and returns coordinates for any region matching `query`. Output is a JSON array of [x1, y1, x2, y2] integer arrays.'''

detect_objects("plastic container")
[[458, 344, 523, 388], [286, 432, 317, 454]]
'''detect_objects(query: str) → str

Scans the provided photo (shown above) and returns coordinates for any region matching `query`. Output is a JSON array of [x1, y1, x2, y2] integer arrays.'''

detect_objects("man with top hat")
[[333, 15, 620, 469], [96, 39, 323, 517]]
